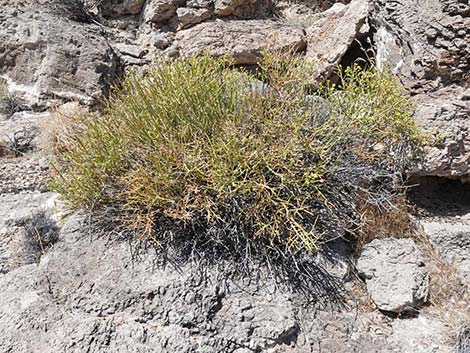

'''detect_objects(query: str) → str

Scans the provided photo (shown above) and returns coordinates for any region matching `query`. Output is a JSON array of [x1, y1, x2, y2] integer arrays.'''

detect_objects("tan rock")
[[306, 0, 369, 82], [175, 20, 306, 64]]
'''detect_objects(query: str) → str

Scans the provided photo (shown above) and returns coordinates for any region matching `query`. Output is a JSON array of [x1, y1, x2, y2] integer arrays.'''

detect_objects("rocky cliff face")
[[372, 0, 470, 178], [0, 0, 118, 108], [1, 0, 469, 352]]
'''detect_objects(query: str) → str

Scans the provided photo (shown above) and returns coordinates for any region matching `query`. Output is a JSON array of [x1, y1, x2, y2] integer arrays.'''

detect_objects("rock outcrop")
[[174, 20, 307, 64], [0, 215, 451, 353], [143, 0, 182, 23], [100, 0, 147, 17], [372, 0, 470, 178], [306, 0, 369, 82], [0, 1, 118, 109]]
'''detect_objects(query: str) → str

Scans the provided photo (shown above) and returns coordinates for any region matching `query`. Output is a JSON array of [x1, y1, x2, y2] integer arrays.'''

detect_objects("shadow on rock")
[[91, 209, 352, 307]]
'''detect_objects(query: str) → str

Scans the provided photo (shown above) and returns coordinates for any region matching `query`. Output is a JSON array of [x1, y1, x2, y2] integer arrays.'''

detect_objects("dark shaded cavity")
[[407, 176, 470, 217]]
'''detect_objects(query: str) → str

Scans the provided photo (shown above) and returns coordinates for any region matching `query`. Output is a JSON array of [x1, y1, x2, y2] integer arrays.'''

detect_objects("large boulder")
[[372, 0, 470, 178], [357, 238, 429, 313], [305, 0, 369, 82], [0, 0, 117, 108], [0, 215, 319, 352], [174, 20, 307, 64]]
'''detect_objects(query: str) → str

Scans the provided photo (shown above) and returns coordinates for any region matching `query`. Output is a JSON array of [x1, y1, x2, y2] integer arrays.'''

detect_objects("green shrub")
[[50, 53, 425, 254]]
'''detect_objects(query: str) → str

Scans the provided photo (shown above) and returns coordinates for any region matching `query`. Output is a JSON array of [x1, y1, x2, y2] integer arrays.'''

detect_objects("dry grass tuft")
[[356, 193, 416, 251], [44, 102, 90, 157]]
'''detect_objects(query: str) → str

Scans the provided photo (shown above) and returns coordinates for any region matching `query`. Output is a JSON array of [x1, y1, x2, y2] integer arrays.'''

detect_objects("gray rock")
[[421, 220, 470, 282], [0, 214, 453, 352], [113, 43, 147, 58], [187, 0, 213, 9], [112, 42, 149, 66], [0, 111, 50, 153], [0, 1, 118, 108], [0, 192, 61, 274], [372, 0, 470, 178], [0, 154, 51, 194], [143, 31, 175, 50], [357, 238, 429, 312], [388, 316, 452, 353], [275, 1, 344, 29], [0, 192, 60, 228], [0, 215, 305, 352], [174, 20, 306, 65], [410, 91, 470, 178]]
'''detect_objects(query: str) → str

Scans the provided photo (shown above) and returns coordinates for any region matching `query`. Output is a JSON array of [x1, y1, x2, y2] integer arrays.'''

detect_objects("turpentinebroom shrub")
[[49, 53, 425, 256]]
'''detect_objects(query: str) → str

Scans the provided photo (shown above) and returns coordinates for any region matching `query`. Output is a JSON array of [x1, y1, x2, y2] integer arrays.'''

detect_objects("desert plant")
[[49, 52, 425, 259], [46, 103, 90, 157]]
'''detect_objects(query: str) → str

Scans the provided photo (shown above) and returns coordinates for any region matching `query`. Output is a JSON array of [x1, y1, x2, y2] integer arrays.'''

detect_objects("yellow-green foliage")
[[50, 53, 424, 252]]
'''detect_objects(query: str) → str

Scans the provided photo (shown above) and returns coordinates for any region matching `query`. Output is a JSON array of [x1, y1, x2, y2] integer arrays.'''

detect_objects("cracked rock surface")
[[174, 20, 307, 65], [0, 0, 118, 109], [357, 238, 430, 313], [372, 0, 470, 178], [0, 215, 452, 353]]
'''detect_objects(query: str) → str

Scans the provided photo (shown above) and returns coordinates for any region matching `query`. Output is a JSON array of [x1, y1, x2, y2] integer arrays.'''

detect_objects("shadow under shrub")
[[50, 53, 425, 299]]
